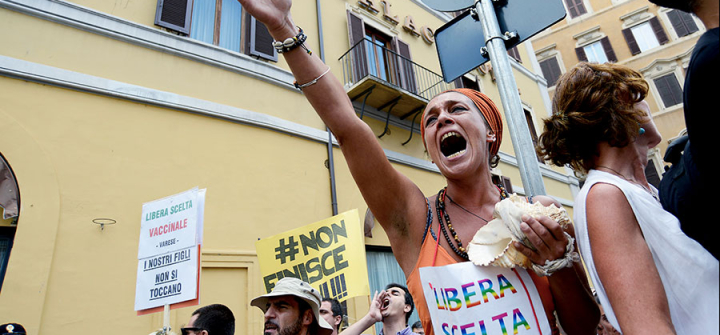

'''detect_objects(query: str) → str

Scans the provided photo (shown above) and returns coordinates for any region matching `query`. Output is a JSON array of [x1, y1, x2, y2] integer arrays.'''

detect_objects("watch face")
[[421, 0, 476, 12]]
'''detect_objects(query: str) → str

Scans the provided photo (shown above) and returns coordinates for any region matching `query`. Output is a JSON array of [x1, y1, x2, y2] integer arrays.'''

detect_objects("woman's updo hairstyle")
[[536, 62, 649, 174]]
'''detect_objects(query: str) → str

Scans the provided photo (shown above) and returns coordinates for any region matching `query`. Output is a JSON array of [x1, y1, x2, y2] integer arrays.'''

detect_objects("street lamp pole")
[[474, 0, 547, 196]]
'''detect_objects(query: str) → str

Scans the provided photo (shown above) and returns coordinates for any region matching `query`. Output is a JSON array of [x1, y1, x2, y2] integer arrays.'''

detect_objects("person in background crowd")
[[537, 62, 719, 334], [320, 298, 343, 335], [235, 1, 600, 334], [592, 292, 619, 335], [251, 277, 333, 335], [182, 304, 235, 335], [651, 0, 719, 260], [340, 284, 416, 335], [411, 321, 424, 335], [0, 323, 26, 335]]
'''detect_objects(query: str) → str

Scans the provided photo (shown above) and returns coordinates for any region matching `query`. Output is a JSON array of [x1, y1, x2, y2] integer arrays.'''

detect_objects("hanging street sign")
[[433, 0, 566, 82]]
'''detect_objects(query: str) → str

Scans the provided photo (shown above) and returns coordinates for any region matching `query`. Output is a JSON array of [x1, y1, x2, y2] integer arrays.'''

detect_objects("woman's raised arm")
[[237, 0, 427, 270]]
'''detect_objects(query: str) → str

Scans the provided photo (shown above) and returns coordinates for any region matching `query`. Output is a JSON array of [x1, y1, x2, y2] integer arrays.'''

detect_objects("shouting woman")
[[237, 0, 600, 333]]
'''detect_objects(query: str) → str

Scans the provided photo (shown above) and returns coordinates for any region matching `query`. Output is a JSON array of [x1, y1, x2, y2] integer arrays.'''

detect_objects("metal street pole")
[[474, 0, 546, 196]]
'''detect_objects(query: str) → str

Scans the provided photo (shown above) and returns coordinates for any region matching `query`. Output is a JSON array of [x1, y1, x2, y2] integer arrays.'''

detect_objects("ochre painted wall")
[[0, 0, 582, 333]]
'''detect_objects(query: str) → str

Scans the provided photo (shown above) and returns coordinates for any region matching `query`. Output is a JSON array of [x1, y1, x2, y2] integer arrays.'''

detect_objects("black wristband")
[[272, 27, 312, 54]]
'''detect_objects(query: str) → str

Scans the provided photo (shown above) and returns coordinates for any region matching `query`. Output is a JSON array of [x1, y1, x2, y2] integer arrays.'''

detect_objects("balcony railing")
[[339, 40, 456, 101]]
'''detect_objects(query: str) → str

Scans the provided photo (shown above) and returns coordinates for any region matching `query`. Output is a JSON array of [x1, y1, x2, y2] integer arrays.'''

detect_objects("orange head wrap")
[[421, 88, 503, 158]]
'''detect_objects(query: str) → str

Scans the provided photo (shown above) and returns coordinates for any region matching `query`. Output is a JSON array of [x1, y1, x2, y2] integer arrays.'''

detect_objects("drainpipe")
[[316, 0, 339, 216]]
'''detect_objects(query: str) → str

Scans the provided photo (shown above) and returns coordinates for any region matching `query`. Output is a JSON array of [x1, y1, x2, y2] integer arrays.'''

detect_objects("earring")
[[639, 127, 646, 135]]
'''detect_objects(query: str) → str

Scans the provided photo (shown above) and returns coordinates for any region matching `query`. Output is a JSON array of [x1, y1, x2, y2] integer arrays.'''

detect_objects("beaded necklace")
[[435, 185, 509, 260]]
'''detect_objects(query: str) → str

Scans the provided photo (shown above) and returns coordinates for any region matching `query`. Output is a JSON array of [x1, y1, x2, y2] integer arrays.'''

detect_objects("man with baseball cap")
[[251, 277, 334, 335]]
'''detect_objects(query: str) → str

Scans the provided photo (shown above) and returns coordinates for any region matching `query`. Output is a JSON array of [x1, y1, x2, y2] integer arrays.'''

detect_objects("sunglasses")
[[181, 327, 205, 335]]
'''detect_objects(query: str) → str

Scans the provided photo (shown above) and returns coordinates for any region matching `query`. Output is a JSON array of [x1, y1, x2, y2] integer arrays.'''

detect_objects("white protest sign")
[[138, 188, 199, 259], [135, 245, 199, 311], [135, 187, 205, 312], [419, 262, 551, 335]]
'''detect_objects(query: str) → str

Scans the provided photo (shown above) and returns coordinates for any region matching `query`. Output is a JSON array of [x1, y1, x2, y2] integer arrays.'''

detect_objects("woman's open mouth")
[[440, 131, 467, 159]]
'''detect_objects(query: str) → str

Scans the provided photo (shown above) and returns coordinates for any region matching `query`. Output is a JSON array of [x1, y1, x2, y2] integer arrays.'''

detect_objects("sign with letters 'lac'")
[[135, 187, 205, 312], [420, 262, 551, 335]]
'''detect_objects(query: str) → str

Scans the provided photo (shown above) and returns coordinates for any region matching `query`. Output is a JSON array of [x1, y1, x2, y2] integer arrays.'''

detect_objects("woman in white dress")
[[536, 62, 719, 334]]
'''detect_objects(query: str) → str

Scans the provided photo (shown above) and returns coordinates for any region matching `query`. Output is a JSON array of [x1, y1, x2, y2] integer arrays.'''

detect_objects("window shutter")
[[575, 46, 588, 62], [601, 37, 617, 62], [507, 46, 522, 63], [654, 74, 683, 107], [667, 10, 688, 37], [396, 39, 417, 94], [502, 176, 514, 194], [564, 0, 586, 18], [154, 0, 193, 34], [622, 29, 641, 55], [347, 11, 369, 82], [248, 15, 277, 61], [649, 17, 669, 45], [668, 10, 699, 38], [524, 109, 544, 163], [679, 11, 699, 35], [540, 57, 562, 86]]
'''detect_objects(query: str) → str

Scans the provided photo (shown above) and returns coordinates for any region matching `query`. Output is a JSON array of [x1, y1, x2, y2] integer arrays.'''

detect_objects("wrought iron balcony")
[[338, 40, 459, 142], [340, 40, 456, 100]]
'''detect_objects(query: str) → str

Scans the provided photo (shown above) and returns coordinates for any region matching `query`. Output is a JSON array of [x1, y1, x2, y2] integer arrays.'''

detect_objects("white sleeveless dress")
[[574, 170, 718, 334]]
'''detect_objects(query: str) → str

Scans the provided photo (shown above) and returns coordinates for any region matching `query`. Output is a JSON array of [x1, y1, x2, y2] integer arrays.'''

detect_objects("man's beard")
[[264, 318, 303, 335]]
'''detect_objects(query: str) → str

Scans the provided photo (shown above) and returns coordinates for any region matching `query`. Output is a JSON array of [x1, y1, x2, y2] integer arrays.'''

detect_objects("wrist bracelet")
[[530, 232, 580, 277], [272, 27, 312, 55], [294, 67, 331, 90]]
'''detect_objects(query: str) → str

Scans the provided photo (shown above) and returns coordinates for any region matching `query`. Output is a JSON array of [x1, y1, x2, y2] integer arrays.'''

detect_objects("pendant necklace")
[[435, 185, 508, 260], [447, 195, 489, 223], [596, 165, 660, 202]]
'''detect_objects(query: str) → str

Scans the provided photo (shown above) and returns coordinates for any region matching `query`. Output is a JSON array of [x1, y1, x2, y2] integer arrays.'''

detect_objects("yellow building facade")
[[530, 0, 705, 183], [0, 0, 580, 334]]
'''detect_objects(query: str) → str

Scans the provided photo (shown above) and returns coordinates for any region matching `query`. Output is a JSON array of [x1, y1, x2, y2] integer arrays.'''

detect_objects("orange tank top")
[[406, 203, 559, 335]]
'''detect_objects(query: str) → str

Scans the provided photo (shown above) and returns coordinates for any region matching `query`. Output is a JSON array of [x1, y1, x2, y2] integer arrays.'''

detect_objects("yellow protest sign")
[[255, 209, 369, 302]]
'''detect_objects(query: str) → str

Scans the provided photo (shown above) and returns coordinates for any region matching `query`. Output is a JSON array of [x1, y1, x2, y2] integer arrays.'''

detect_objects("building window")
[[364, 26, 394, 83], [653, 73, 683, 108], [461, 76, 480, 91], [667, 9, 699, 38], [539, 57, 563, 86], [190, 0, 243, 51], [630, 22, 660, 51], [622, 17, 668, 55], [583, 41, 608, 63], [347, 11, 417, 94], [154, 0, 276, 61], [576, 38, 617, 63], [564, 0, 587, 18], [453, 75, 480, 91]]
